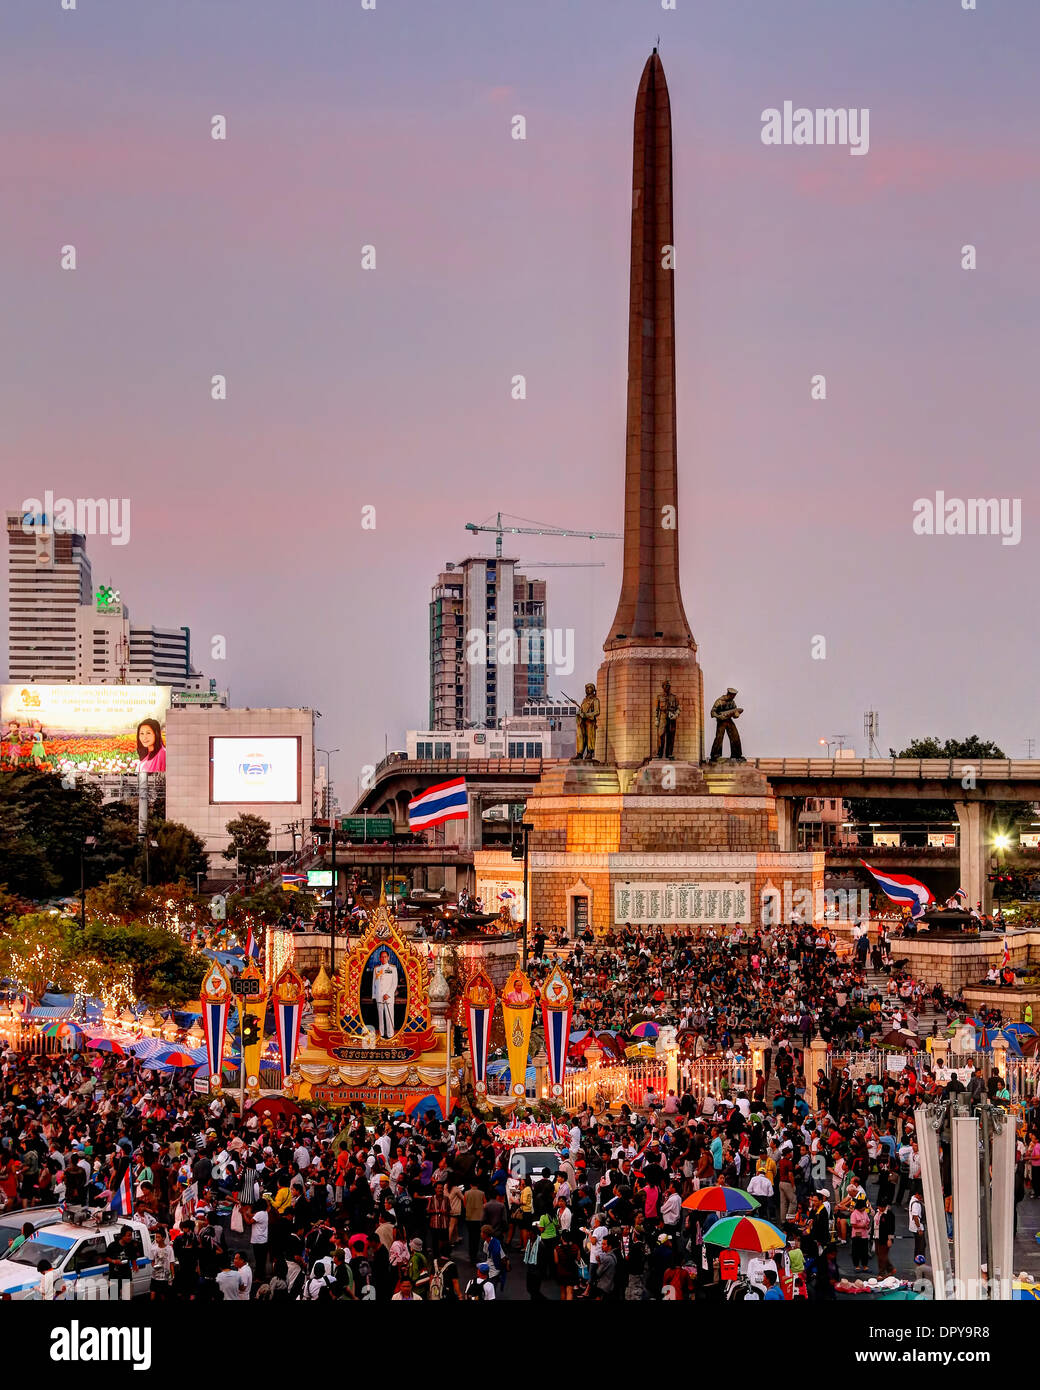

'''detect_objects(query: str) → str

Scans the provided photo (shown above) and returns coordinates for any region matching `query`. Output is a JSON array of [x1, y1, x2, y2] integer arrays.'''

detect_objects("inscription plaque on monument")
[[614, 881, 750, 925]]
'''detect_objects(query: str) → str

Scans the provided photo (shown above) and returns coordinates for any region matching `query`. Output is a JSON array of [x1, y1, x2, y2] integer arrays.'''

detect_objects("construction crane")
[[465, 511, 621, 559]]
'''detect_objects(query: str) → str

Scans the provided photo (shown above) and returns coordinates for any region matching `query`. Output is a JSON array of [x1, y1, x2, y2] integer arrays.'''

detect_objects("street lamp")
[[818, 738, 834, 758], [79, 836, 97, 930], [317, 748, 340, 973]]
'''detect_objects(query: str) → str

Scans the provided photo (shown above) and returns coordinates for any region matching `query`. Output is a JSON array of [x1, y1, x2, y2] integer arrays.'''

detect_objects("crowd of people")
[[2, 1039, 1039, 1302], [2, 910, 1037, 1302]]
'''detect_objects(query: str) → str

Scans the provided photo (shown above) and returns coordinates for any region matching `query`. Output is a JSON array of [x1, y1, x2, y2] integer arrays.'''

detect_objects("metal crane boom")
[[465, 511, 621, 558]]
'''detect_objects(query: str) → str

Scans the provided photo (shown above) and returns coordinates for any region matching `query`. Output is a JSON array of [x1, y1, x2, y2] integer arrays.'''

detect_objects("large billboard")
[[210, 736, 301, 804], [1, 683, 170, 776]]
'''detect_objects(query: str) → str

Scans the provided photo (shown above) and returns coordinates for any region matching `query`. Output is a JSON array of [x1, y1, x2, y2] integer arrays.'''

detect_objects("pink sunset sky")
[[3, 0, 1038, 796]]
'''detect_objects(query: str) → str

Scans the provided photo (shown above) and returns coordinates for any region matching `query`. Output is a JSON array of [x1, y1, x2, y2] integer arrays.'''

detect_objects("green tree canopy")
[[222, 814, 272, 880], [232, 882, 316, 926], [136, 818, 208, 886]]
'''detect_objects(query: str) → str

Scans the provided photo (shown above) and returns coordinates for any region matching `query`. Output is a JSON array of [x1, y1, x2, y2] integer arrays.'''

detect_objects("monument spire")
[[606, 49, 693, 652], [596, 51, 703, 771]]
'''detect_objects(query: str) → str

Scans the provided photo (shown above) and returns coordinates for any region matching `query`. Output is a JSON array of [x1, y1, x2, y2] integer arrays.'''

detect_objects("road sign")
[[230, 976, 262, 997]]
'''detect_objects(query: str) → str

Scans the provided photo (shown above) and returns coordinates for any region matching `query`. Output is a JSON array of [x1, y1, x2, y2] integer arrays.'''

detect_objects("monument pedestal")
[[596, 644, 704, 770], [526, 758, 823, 938]]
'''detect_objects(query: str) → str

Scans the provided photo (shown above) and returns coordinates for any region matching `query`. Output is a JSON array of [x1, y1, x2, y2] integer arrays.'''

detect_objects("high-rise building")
[[6, 510, 93, 680], [428, 557, 547, 730], [6, 508, 206, 689]]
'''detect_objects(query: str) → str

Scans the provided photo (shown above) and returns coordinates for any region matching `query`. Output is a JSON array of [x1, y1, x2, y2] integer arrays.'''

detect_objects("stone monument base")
[[525, 759, 823, 938]]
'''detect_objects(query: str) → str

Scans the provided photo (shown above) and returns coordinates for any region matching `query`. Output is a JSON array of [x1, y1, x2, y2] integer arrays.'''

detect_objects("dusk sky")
[[4, 0, 1038, 800]]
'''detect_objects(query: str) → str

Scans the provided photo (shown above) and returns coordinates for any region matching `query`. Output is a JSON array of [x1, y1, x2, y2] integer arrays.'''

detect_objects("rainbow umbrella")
[[682, 1186, 759, 1214], [629, 1020, 659, 1039], [152, 1047, 204, 1068], [702, 1216, 787, 1253], [41, 1021, 84, 1046]]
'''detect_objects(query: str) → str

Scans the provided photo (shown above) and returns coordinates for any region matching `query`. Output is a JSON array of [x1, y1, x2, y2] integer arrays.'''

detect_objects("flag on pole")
[[540, 964, 574, 1098], [245, 925, 260, 961], [200, 960, 231, 1088], [273, 963, 306, 1076], [859, 862, 935, 919], [408, 778, 469, 830], [110, 1164, 134, 1217], [501, 967, 536, 1099], [462, 968, 496, 1096], [1001, 938, 1010, 969]]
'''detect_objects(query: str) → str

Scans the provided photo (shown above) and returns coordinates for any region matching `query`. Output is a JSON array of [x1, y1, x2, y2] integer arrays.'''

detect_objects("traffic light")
[[241, 1015, 260, 1048]]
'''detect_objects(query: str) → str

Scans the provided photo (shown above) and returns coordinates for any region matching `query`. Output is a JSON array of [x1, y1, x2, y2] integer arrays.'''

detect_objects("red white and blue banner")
[[110, 1165, 134, 1216], [860, 862, 934, 919], [200, 960, 232, 1088], [273, 963, 306, 1077], [462, 968, 496, 1096], [245, 924, 260, 961], [540, 964, 574, 1097], [408, 778, 469, 830]]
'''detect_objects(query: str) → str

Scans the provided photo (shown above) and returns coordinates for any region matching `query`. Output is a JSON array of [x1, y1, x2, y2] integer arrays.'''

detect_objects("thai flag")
[[245, 926, 260, 961], [467, 1000, 492, 1088], [274, 997, 303, 1074], [1001, 938, 1010, 969], [499, 888, 516, 900], [860, 862, 934, 919], [110, 1165, 134, 1217], [202, 998, 230, 1078], [542, 1000, 572, 1090], [408, 778, 468, 830]]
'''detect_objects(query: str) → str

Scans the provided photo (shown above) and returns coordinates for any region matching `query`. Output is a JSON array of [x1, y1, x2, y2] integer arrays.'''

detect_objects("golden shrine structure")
[[286, 890, 461, 1117]]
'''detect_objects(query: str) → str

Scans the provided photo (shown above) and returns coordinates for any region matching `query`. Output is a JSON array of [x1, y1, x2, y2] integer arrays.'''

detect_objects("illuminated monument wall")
[[525, 53, 822, 935]]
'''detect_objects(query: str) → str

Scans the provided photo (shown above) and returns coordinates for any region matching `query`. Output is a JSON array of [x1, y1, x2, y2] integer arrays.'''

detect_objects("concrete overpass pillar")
[[467, 792, 483, 850], [955, 801, 994, 912], [775, 796, 804, 851]]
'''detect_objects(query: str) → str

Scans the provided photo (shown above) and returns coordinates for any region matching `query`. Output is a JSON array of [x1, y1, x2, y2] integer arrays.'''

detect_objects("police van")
[[0, 1212, 155, 1300]]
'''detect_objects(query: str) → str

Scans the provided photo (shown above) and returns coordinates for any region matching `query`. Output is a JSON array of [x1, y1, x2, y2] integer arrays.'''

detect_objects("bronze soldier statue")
[[655, 680, 680, 759], [709, 687, 744, 761], [575, 683, 600, 761]]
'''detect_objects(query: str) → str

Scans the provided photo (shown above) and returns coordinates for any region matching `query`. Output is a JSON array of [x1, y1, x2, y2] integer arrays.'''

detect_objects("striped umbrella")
[[85, 1036, 128, 1055], [702, 1216, 788, 1252], [682, 1186, 760, 1214]]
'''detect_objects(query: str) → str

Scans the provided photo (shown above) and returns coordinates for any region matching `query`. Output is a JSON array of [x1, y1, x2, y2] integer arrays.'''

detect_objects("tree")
[[232, 883, 315, 926], [223, 815, 272, 880], [84, 871, 150, 924], [888, 736, 1006, 760], [0, 769, 140, 900], [135, 819, 208, 887], [0, 911, 73, 1002], [68, 918, 206, 1007]]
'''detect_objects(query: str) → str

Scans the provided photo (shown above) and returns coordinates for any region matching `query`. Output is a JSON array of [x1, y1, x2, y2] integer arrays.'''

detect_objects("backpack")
[[464, 1277, 486, 1300], [428, 1260, 447, 1300]]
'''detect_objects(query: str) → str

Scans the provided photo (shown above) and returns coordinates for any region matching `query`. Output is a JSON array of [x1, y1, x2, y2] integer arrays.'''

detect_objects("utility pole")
[[318, 749, 339, 972]]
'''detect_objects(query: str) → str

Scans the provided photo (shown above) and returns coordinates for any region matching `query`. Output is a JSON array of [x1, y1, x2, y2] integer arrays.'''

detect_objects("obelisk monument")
[[596, 49, 704, 773], [517, 54, 821, 938]]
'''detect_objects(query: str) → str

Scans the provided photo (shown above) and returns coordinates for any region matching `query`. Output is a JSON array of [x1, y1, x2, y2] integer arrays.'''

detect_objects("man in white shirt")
[[746, 1252, 778, 1292], [293, 1142, 311, 1174]]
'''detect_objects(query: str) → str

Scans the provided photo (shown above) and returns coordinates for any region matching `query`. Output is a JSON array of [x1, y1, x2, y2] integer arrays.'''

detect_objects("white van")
[[0, 1215, 155, 1301]]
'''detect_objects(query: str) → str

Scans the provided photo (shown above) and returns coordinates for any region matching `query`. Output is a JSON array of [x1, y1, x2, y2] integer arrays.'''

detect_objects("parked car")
[[0, 1214, 156, 1300], [0, 1206, 65, 1258]]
